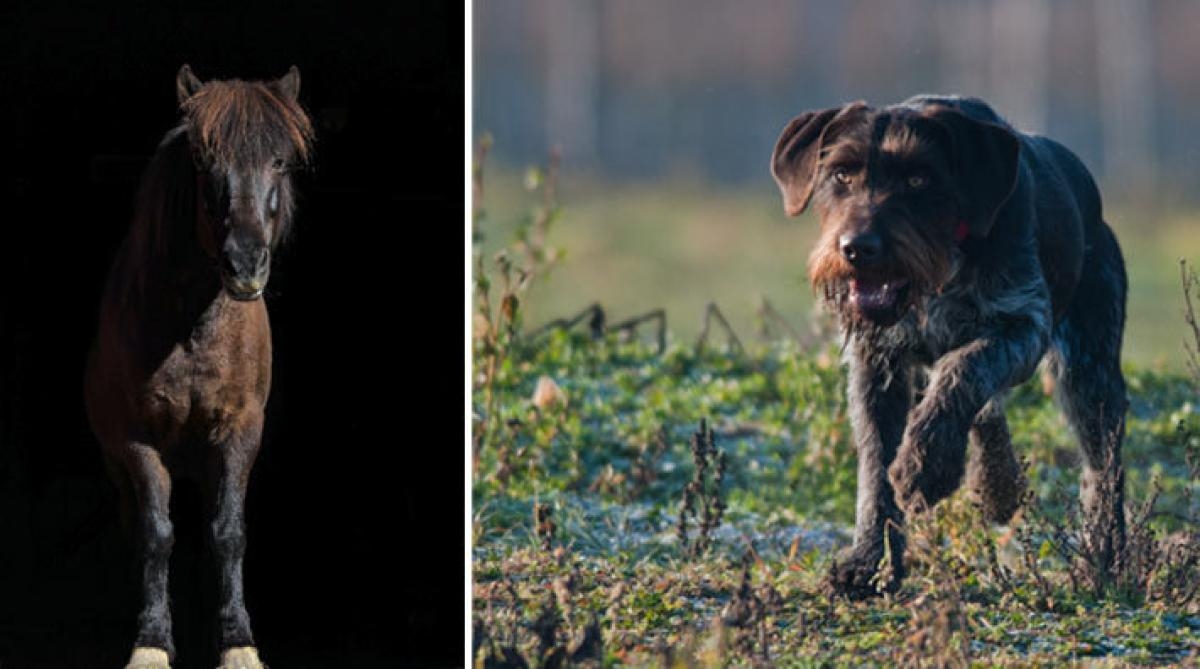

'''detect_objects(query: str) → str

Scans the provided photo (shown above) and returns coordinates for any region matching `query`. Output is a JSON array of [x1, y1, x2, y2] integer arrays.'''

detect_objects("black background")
[[1, 2, 463, 667]]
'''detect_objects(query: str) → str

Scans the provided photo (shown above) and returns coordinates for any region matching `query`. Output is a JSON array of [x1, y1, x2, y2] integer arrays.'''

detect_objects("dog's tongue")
[[850, 278, 908, 311]]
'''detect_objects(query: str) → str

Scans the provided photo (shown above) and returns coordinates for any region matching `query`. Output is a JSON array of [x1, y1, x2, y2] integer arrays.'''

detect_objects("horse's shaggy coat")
[[85, 65, 312, 667]]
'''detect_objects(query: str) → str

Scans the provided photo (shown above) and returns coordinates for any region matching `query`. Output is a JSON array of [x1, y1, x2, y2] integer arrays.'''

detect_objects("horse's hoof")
[[218, 646, 265, 669], [126, 646, 171, 669]]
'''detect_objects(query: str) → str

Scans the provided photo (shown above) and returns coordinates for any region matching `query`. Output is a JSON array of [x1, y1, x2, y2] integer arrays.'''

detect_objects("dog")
[[770, 95, 1128, 598]]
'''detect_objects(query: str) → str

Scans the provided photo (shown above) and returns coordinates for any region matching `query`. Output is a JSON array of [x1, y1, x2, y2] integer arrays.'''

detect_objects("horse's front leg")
[[125, 442, 175, 669], [206, 418, 265, 669]]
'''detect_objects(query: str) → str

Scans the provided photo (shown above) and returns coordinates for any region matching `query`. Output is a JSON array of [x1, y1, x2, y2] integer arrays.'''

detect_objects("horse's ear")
[[176, 64, 203, 106], [277, 66, 301, 102]]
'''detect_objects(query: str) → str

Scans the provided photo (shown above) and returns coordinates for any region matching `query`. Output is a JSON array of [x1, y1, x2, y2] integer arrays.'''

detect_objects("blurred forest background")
[[473, 0, 1200, 370]]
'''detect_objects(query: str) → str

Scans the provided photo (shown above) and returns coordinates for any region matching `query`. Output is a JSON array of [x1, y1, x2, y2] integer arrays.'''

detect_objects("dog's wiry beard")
[[808, 223, 854, 310], [808, 216, 958, 332], [887, 215, 956, 298]]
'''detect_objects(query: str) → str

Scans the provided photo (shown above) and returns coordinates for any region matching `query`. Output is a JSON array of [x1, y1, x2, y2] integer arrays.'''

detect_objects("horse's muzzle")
[[220, 266, 268, 301], [220, 248, 270, 300], [222, 274, 266, 301]]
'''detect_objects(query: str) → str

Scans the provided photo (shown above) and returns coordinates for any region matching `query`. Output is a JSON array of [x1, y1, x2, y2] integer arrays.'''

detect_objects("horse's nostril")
[[221, 255, 238, 276], [840, 233, 883, 266]]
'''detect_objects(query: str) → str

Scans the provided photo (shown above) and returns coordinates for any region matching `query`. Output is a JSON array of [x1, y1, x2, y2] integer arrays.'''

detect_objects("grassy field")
[[471, 332, 1200, 666], [472, 163, 1200, 666], [476, 169, 1200, 373]]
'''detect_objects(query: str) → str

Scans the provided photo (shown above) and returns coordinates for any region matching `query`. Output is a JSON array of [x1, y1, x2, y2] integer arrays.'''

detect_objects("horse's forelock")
[[181, 80, 314, 168]]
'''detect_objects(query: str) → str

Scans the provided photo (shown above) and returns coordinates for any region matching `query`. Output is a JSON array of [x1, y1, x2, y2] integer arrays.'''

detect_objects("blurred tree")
[[989, 0, 1050, 133], [1095, 0, 1156, 200], [477, 0, 1181, 199], [545, 1, 600, 163]]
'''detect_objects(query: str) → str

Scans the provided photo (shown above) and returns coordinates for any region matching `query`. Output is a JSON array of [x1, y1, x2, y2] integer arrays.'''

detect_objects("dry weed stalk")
[[894, 510, 971, 669], [1182, 259, 1200, 387], [718, 552, 781, 666], [678, 418, 728, 557], [472, 136, 564, 457], [534, 502, 556, 552]]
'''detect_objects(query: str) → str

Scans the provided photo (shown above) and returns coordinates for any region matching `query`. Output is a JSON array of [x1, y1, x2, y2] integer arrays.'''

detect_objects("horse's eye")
[[832, 168, 853, 186], [268, 187, 279, 216], [271, 158, 285, 172], [907, 173, 930, 190]]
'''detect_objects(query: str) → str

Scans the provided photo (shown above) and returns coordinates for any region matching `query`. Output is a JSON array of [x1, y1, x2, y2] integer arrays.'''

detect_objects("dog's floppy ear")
[[927, 107, 1020, 239], [770, 102, 867, 216]]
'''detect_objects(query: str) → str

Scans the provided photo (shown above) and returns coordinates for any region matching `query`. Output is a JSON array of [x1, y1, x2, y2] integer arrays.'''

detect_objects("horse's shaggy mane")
[[111, 128, 198, 308], [181, 78, 314, 168]]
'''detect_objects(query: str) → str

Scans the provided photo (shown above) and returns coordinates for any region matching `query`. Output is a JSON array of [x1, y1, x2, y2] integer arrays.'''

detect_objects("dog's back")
[[899, 94, 1111, 320], [898, 94, 1007, 125]]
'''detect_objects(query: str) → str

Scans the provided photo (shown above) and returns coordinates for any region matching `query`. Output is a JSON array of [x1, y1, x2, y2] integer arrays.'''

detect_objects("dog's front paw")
[[887, 455, 930, 517], [824, 547, 902, 600], [889, 413, 970, 514]]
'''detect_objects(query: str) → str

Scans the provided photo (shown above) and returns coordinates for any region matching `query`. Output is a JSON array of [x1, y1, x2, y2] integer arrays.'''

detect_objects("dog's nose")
[[840, 233, 882, 266]]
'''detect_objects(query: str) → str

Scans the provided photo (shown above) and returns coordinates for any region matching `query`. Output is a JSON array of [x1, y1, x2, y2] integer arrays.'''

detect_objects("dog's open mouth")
[[849, 277, 910, 324]]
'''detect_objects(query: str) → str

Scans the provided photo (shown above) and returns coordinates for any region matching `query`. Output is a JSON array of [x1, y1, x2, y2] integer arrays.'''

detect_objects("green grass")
[[476, 172, 1200, 373], [472, 166, 1200, 666], [472, 331, 1200, 666]]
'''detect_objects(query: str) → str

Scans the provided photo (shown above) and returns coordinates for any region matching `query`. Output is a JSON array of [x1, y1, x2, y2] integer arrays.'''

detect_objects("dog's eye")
[[832, 168, 853, 185], [907, 173, 929, 190]]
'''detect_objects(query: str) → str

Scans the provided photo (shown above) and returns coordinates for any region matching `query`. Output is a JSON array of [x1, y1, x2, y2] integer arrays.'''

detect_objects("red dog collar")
[[954, 220, 970, 243]]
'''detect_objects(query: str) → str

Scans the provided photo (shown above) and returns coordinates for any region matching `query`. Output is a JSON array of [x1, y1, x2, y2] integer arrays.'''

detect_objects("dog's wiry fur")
[[772, 95, 1128, 598]]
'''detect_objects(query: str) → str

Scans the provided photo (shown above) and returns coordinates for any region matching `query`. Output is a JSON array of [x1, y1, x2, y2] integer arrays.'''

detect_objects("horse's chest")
[[142, 310, 270, 442]]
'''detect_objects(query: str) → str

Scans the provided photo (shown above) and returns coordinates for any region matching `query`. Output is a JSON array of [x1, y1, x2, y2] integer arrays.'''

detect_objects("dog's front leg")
[[888, 322, 1047, 515], [829, 338, 911, 598]]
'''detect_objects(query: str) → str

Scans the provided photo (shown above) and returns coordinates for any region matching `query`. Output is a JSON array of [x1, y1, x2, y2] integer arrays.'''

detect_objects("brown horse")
[[85, 65, 312, 669]]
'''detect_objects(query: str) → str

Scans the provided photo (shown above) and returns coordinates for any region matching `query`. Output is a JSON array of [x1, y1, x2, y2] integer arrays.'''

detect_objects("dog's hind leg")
[[1046, 220, 1128, 579], [966, 397, 1026, 524]]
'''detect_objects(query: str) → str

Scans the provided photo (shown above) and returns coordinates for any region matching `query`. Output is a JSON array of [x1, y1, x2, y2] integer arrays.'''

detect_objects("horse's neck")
[[118, 128, 225, 330], [148, 251, 220, 323], [109, 221, 221, 345]]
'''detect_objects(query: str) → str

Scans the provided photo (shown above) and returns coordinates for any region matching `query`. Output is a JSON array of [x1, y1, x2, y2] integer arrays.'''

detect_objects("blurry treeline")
[[475, 0, 1198, 203]]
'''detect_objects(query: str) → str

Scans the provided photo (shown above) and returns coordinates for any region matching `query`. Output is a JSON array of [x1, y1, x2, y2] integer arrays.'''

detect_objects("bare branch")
[[610, 308, 667, 354], [755, 295, 808, 348], [697, 302, 745, 354]]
